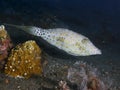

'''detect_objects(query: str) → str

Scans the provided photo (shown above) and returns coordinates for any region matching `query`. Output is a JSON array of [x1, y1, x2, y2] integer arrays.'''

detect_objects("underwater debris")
[[0, 25, 13, 69], [4, 40, 42, 79], [67, 61, 112, 90]]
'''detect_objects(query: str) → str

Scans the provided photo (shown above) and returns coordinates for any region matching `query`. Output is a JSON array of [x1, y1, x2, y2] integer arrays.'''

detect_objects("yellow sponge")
[[4, 40, 42, 79]]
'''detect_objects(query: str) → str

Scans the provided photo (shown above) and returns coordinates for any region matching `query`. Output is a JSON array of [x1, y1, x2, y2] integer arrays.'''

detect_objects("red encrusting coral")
[[0, 25, 13, 69]]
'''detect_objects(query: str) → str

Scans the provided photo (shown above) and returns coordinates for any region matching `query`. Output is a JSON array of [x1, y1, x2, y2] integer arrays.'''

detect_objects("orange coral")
[[4, 40, 42, 79]]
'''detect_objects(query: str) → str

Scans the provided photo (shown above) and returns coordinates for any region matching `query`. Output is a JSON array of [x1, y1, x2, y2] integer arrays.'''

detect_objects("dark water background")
[[0, 0, 120, 89], [0, 0, 120, 37]]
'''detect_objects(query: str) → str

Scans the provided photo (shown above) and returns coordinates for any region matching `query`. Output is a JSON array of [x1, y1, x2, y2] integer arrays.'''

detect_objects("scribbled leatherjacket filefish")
[[5, 24, 102, 56]]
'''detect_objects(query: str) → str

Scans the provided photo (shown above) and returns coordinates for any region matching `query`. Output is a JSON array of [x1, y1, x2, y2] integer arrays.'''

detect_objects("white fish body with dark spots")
[[27, 27, 101, 56], [5, 24, 102, 56]]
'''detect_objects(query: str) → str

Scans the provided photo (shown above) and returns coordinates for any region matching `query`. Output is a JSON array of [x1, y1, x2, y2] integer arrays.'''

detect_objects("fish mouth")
[[93, 48, 102, 55], [98, 50, 102, 54]]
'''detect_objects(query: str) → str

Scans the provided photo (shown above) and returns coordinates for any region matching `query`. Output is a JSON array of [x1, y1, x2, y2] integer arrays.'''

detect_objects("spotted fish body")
[[5, 24, 102, 56]]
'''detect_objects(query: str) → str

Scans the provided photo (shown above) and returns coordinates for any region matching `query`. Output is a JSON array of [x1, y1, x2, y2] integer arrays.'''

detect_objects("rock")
[[4, 40, 42, 79], [67, 61, 112, 90]]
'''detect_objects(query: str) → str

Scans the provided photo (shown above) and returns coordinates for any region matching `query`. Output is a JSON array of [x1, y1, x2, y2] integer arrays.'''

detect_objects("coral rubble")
[[67, 61, 112, 90]]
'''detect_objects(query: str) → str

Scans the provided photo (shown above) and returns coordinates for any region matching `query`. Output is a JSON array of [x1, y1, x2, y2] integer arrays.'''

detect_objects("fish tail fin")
[[4, 23, 37, 36], [4, 23, 26, 30], [4, 23, 19, 27]]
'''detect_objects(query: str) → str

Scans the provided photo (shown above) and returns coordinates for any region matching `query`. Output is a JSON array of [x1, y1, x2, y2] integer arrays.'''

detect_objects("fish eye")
[[81, 38, 89, 43]]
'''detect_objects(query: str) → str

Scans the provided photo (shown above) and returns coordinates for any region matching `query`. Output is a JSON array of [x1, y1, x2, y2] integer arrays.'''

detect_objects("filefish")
[[5, 24, 102, 56]]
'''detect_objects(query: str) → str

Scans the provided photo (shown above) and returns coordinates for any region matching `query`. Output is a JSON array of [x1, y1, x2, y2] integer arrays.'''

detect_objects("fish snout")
[[92, 48, 102, 55]]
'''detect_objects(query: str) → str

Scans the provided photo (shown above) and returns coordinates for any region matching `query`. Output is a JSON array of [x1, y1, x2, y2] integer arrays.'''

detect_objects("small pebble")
[[17, 85, 21, 89], [5, 79, 9, 84]]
